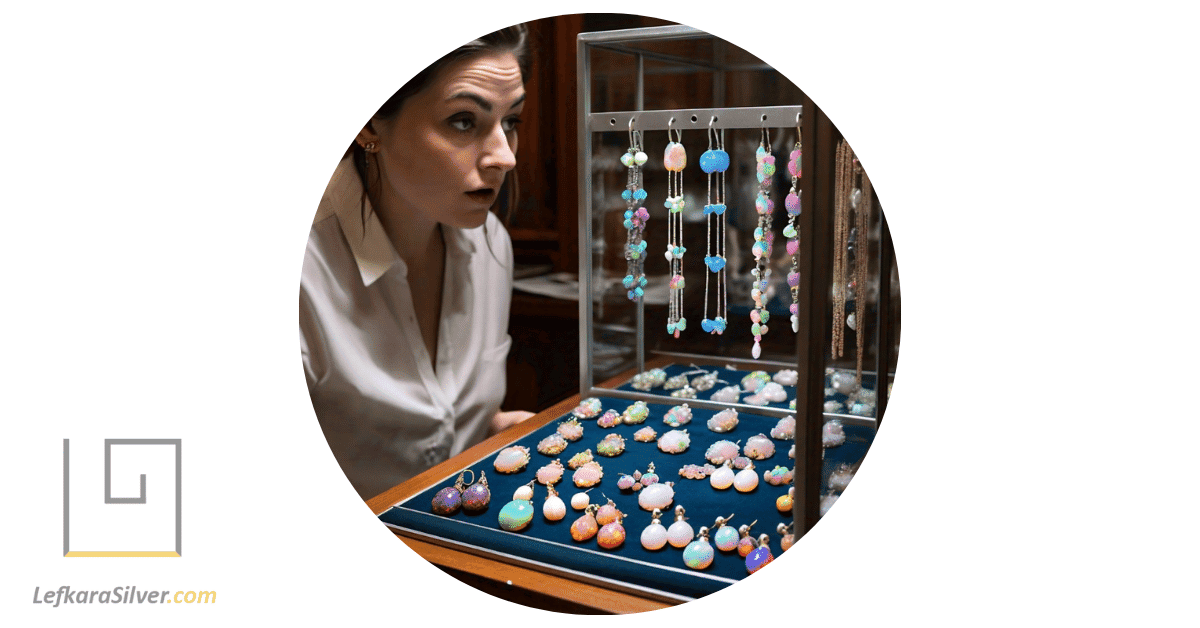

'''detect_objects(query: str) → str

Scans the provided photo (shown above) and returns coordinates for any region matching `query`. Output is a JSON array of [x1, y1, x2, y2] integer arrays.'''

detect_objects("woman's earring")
[[745, 534, 775, 574], [700, 120, 730, 335], [621, 118, 649, 301], [597, 510, 627, 549], [664, 118, 688, 337], [751, 123, 776, 360], [641, 508, 668, 550], [498, 482, 535, 532], [461, 469, 491, 513], [683, 526, 715, 570], [431, 469, 474, 515]]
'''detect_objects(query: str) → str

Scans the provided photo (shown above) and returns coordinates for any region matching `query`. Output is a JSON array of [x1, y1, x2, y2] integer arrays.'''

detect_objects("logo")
[[62, 439, 182, 557]]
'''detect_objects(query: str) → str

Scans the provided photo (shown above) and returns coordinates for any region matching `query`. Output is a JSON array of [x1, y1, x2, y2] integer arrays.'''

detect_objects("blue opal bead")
[[498, 499, 534, 532], [714, 526, 739, 552]]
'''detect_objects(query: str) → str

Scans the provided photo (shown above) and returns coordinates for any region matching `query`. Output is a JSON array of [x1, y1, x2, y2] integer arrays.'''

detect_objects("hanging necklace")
[[700, 118, 730, 335], [664, 119, 688, 337], [831, 139, 853, 361], [784, 120, 802, 333], [621, 119, 649, 302], [750, 124, 776, 359]]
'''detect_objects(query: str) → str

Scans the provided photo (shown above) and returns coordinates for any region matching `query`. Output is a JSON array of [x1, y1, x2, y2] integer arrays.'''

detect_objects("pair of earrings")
[[681, 514, 734, 570], [431, 469, 491, 516], [570, 497, 626, 549], [621, 120, 649, 301]]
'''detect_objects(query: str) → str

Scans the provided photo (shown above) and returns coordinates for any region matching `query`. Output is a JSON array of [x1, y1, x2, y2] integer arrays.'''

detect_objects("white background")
[[3, 1, 1198, 626]]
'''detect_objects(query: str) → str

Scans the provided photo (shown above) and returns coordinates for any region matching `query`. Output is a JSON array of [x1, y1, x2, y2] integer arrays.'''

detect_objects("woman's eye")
[[449, 116, 474, 131], [502, 117, 522, 132]]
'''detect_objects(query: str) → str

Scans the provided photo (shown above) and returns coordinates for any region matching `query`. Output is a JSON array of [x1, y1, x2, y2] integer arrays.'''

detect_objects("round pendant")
[[683, 539, 714, 570], [596, 433, 626, 457], [596, 500, 623, 526], [570, 491, 590, 510], [734, 467, 760, 492], [667, 520, 694, 548], [572, 461, 604, 487], [493, 446, 531, 474], [658, 429, 690, 454], [746, 545, 773, 574], [497, 500, 534, 532], [743, 434, 776, 460], [572, 397, 603, 419], [637, 482, 675, 511], [537, 433, 568, 456], [633, 426, 657, 442], [707, 408, 740, 433], [771, 416, 796, 440], [773, 369, 798, 386], [706, 440, 740, 465], [570, 509, 599, 542], [714, 526, 739, 552], [641, 522, 667, 550], [556, 418, 584, 441], [663, 404, 692, 427], [543, 495, 566, 521], [738, 536, 756, 557]]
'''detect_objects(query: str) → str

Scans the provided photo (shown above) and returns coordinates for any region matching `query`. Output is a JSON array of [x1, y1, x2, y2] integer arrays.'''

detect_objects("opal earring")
[[621, 118, 649, 301], [461, 469, 491, 513], [513, 480, 536, 501], [493, 445, 530, 474], [664, 118, 688, 337], [666, 505, 694, 548], [595, 496, 624, 527], [639, 462, 660, 486], [542, 483, 566, 521], [712, 514, 739, 552], [570, 488, 593, 510], [572, 397, 603, 419], [683, 526, 715, 570], [498, 485, 535, 532], [569, 504, 600, 542], [736, 520, 760, 557], [663, 403, 693, 427], [701, 119, 730, 335], [556, 417, 584, 442], [641, 508, 668, 550], [431, 469, 474, 516], [777, 522, 796, 552], [710, 461, 735, 490], [657, 429, 690, 454], [734, 461, 760, 492], [597, 510, 627, 549], [633, 426, 658, 442], [777, 486, 795, 513], [535, 459, 565, 485], [745, 534, 774, 574], [750, 124, 776, 359]]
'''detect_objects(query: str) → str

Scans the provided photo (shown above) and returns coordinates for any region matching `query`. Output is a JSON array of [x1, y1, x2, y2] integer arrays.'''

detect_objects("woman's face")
[[369, 51, 525, 231]]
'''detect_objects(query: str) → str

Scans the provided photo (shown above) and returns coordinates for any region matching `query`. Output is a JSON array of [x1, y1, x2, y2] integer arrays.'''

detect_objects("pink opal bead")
[[664, 142, 687, 171], [785, 192, 801, 214], [750, 310, 761, 324], [787, 272, 800, 287], [786, 240, 800, 256]]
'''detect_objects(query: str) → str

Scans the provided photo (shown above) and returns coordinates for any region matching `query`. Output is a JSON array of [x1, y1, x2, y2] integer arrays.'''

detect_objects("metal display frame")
[[576, 25, 894, 536]]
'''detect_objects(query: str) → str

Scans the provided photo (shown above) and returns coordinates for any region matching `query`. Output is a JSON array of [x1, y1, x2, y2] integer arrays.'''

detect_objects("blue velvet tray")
[[378, 396, 874, 601], [612, 362, 878, 413]]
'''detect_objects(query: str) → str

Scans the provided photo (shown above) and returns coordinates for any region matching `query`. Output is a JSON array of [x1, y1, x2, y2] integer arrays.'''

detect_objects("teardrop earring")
[[570, 504, 600, 542], [597, 510, 627, 549], [542, 483, 566, 521], [461, 469, 491, 513], [736, 520, 760, 557], [777, 522, 796, 552], [666, 505, 694, 548], [683, 526, 715, 570], [498, 484, 535, 532], [641, 508, 668, 550], [745, 534, 774, 574]]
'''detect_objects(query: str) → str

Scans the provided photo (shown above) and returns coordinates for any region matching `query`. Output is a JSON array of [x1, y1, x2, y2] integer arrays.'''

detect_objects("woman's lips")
[[465, 188, 497, 204]]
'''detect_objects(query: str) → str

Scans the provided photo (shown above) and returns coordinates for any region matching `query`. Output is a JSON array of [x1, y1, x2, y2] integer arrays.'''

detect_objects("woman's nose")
[[480, 124, 517, 172]]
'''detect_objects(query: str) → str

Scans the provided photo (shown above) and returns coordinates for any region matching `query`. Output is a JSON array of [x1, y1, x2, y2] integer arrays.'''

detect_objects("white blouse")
[[300, 157, 513, 500]]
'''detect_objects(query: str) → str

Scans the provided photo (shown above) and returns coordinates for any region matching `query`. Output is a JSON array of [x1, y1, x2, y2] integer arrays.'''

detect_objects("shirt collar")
[[316, 156, 481, 286], [316, 156, 401, 287]]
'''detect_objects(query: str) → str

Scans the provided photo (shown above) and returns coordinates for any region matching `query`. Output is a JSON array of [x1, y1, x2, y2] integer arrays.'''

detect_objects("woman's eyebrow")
[[447, 92, 526, 112]]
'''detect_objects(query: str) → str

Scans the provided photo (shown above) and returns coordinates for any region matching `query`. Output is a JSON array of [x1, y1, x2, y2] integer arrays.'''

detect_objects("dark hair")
[[349, 24, 531, 211]]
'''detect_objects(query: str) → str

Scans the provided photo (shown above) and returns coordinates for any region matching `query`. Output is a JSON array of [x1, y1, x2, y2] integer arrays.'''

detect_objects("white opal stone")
[[846, 312, 857, 331], [571, 492, 590, 510], [638, 483, 675, 511], [710, 466, 735, 490], [513, 485, 534, 501], [734, 468, 759, 492], [667, 521, 694, 548], [635, 151, 648, 165], [791, 314, 799, 333], [773, 369, 798, 386], [641, 523, 668, 550], [760, 382, 787, 402], [711, 386, 741, 403], [751, 343, 762, 359], [543, 496, 566, 521]]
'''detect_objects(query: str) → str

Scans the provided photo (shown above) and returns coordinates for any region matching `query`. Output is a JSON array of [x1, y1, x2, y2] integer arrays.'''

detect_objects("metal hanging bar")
[[589, 106, 802, 133]]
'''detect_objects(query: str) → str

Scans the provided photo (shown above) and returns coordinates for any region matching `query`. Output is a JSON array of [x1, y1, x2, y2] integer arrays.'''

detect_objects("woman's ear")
[[356, 120, 381, 150]]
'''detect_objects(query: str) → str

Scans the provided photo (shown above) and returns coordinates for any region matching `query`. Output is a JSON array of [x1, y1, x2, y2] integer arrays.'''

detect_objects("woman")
[[300, 25, 535, 500]]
